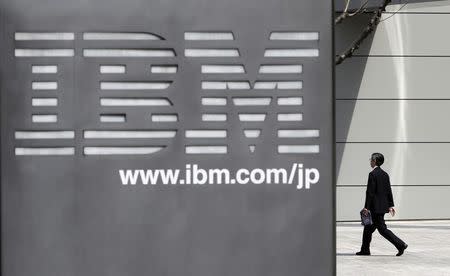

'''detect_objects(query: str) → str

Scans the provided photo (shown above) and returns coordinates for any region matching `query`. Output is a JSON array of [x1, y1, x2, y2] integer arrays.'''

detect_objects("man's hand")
[[389, 207, 396, 217], [362, 208, 369, 216]]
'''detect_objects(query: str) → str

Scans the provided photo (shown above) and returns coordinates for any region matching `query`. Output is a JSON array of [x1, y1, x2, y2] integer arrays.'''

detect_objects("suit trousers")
[[361, 212, 405, 252]]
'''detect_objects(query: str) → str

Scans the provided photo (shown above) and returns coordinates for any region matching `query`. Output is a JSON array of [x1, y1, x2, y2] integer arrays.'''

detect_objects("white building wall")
[[336, 1, 450, 221]]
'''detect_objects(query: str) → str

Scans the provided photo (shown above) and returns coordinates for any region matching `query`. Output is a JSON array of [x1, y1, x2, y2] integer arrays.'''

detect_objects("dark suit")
[[360, 166, 406, 252]]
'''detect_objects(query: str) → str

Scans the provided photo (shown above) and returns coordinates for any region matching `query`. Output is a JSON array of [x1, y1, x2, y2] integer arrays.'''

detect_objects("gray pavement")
[[337, 220, 450, 276]]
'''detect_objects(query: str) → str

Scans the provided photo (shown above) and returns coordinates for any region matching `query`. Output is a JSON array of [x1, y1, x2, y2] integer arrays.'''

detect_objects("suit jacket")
[[364, 166, 394, 214]]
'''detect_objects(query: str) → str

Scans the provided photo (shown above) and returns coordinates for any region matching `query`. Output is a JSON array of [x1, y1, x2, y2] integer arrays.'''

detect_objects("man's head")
[[370, 152, 384, 168]]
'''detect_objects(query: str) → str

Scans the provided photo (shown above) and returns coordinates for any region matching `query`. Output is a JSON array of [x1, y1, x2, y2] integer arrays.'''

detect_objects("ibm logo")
[[12, 31, 320, 156]]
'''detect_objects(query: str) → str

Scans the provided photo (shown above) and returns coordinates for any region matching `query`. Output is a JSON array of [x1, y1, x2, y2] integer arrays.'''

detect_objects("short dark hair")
[[371, 153, 384, 166]]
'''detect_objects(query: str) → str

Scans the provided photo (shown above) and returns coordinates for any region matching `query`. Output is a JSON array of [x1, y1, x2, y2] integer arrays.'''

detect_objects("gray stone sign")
[[0, 0, 335, 275]]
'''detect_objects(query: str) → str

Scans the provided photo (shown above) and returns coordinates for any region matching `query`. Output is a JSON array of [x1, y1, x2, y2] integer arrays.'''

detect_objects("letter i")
[[186, 164, 191, 184]]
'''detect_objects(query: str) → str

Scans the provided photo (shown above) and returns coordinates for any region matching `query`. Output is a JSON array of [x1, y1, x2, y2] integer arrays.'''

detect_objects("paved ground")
[[337, 220, 450, 276]]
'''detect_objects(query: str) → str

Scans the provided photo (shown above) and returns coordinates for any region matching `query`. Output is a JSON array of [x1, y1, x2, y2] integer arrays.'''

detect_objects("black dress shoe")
[[355, 251, 371, 256], [396, 243, 408, 256]]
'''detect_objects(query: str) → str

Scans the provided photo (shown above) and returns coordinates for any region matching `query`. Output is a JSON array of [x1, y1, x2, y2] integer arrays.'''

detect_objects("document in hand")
[[360, 209, 373, 226]]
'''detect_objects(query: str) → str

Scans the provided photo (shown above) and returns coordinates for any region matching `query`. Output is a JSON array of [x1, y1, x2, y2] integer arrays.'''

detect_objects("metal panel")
[[337, 100, 450, 142], [0, 0, 334, 275], [360, 14, 450, 56], [365, 13, 450, 56], [385, 1, 450, 13], [335, 0, 410, 12], [337, 143, 450, 186], [337, 57, 450, 99], [336, 13, 450, 56], [335, 0, 450, 223], [337, 186, 450, 221]]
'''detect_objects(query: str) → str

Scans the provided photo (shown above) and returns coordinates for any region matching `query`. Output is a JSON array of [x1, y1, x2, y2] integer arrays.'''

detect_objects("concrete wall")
[[336, 1, 450, 221]]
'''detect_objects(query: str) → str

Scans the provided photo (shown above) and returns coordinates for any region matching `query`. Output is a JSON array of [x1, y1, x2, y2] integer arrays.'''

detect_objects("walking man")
[[356, 152, 408, 256]]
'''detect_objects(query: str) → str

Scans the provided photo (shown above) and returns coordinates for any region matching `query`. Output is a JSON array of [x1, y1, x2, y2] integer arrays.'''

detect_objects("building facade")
[[336, 1, 450, 221]]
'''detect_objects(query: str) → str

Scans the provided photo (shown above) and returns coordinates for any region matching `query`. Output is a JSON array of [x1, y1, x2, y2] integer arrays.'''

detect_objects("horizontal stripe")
[[385, 2, 450, 13], [84, 147, 164, 155], [337, 13, 450, 56], [15, 131, 74, 139], [15, 147, 74, 156], [337, 186, 450, 220], [83, 49, 175, 57], [84, 130, 176, 139], [337, 57, 450, 99], [185, 146, 227, 154], [184, 32, 234, 40], [83, 32, 162, 40], [336, 100, 450, 142], [15, 32, 74, 40], [15, 49, 74, 57], [337, 143, 450, 186]]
